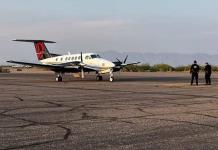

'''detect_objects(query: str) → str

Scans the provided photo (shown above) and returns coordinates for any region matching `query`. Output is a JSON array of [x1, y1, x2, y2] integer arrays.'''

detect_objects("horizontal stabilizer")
[[12, 39, 56, 43]]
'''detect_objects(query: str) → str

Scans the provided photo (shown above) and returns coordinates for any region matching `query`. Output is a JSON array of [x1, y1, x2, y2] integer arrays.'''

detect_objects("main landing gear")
[[55, 73, 62, 82], [96, 75, 103, 81]]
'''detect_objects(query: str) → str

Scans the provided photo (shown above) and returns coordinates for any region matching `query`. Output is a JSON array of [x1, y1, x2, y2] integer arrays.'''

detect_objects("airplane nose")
[[109, 62, 115, 68], [103, 60, 115, 68], [101, 59, 115, 68]]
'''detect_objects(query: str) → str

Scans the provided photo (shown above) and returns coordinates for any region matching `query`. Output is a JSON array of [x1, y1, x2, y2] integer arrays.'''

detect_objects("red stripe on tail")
[[34, 42, 46, 60]]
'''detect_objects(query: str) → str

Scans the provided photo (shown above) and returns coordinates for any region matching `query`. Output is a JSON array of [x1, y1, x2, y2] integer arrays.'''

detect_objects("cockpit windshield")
[[90, 54, 101, 59]]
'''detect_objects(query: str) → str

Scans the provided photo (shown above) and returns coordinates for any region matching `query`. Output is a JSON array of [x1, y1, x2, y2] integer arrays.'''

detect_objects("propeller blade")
[[116, 58, 121, 63], [124, 55, 128, 63], [80, 52, 83, 63]]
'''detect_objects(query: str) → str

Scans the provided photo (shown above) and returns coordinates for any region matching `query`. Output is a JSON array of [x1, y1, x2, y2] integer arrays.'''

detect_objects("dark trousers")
[[191, 73, 198, 85], [205, 73, 211, 85]]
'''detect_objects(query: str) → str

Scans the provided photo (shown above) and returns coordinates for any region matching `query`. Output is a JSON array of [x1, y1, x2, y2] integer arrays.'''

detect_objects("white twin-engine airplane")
[[7, 39, 139, 82]]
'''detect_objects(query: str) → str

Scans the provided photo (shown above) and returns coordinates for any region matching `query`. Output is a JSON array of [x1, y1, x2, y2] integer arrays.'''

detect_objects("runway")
[[1, 72, 218, 150]]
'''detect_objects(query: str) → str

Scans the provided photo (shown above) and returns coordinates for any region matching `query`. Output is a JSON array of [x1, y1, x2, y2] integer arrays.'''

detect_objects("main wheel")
[[96, 76, 103, 81], [56, 76, 62, 82]]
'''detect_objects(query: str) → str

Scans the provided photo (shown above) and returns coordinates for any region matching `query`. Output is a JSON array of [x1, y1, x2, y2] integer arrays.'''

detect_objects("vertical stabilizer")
[[13, 39, 56, 60]]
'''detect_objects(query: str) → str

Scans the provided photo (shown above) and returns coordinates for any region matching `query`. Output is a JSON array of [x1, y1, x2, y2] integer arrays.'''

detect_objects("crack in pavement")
[[136, 108, 154, 115], [146, 117, 218, 129], [57, 125, 72, 140], [67, 105, 85, 112], [76, 110, 218, 128], [38, 100, 63, 107], [190, 112, 218, 119], [14, 96, 24, 101], [0, 105, 62, 115], [1, 139, 63, 150]]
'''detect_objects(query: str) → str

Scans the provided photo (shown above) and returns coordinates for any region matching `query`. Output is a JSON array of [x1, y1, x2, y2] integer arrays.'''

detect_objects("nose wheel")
[[109, 76, 114, 82], [55, 74, 62, 82]]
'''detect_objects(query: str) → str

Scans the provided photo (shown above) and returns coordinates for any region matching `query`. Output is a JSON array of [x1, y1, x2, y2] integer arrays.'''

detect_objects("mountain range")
[[98, 51, 218, 67]]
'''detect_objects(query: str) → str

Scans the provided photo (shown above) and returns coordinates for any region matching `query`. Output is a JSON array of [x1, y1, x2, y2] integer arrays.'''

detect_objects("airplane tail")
[[13, 39, 56, 60]]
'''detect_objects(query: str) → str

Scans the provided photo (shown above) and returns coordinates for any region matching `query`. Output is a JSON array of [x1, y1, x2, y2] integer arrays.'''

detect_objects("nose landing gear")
[[109, 76, 114, 82], [109, 69, 114, 82]]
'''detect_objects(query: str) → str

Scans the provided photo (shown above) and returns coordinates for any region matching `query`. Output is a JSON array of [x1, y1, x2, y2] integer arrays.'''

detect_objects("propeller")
[[115, 55, 128, 67], [80, 52, 85, 78], [113, 55, 140, 71]]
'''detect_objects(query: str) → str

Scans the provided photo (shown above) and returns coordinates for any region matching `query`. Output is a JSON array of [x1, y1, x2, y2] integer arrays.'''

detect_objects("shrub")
[[152, 64, 174, 72], [122, 64, 218, 72]]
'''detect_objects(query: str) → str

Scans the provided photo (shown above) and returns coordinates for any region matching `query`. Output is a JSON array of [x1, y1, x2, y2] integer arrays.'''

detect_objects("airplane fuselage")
[[40, 53, 115, 74]]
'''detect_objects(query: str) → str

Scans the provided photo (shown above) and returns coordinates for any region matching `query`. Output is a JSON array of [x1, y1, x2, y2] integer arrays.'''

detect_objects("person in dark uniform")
[[204, 62, 212, 85], [190, 60, 200, 85]]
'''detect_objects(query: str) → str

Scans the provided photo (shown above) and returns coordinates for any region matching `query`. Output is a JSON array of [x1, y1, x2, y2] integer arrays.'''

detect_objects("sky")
[[1, 0, 218, 63]]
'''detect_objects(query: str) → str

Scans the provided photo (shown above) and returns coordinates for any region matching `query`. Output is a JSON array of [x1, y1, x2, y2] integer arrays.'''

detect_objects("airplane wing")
[[6, 60, 98, 72], [113, 60, 140, 72], [113, 55, 140, 69], [126, 62, 140, 66], [7, 60, 61, 69], [113, 61, 140, 67]]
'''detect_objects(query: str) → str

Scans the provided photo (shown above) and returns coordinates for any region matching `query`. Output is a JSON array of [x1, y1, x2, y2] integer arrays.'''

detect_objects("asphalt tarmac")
[[1, 72, 218, 150]]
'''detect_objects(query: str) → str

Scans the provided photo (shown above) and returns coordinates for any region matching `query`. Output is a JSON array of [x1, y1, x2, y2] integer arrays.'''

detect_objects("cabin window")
[[91, 54, 101, 59], [65, 57, 68, 61], [68, 57, 71, 61], [78, 56, 81, 60], [71, 57, 74, 61], [75, 56, 77, 60], [60, 58, 63, 61], [91, 55, 96, 59], [85, 56, 89, 60], [56, 58, 58, 61]]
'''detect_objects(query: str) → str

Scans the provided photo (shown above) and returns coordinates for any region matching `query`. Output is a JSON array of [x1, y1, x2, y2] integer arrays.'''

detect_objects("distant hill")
[[98, 51, 218, 66]]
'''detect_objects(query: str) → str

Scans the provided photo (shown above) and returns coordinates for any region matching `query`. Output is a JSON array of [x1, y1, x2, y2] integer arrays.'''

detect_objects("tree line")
[[123, 64, 218, 72]]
